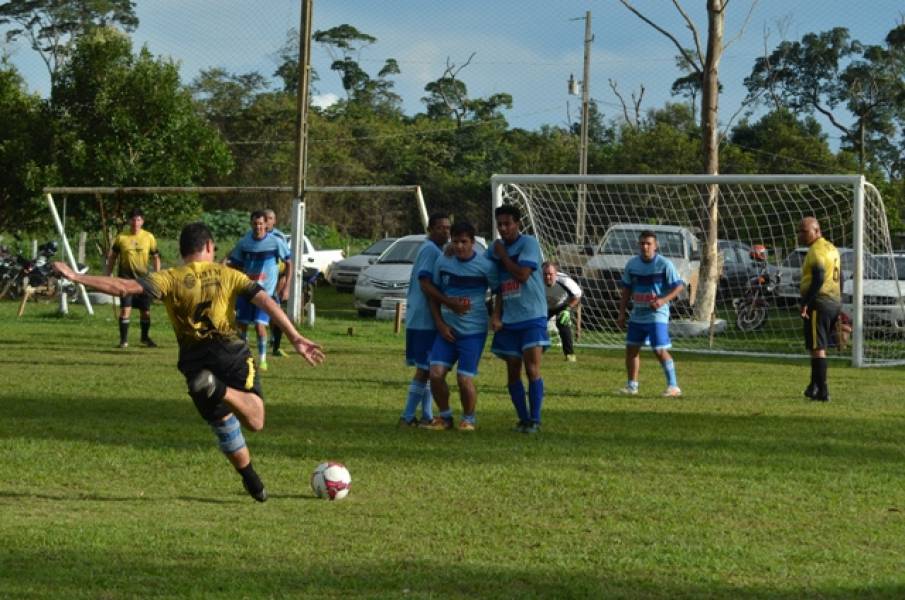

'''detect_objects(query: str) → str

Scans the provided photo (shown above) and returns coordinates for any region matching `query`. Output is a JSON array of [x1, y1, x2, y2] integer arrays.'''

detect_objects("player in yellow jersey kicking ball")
[[55, 222, 326, 502]]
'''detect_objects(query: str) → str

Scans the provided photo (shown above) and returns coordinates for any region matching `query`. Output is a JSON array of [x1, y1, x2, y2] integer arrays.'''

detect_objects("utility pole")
[[289, 0, 313, 323], [571, 11, 593, 243]]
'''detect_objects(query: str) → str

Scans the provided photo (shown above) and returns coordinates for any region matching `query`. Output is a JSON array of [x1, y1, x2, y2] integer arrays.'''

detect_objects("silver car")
[[842, 254, 905, 333], [354, 234, 487, 317], [331, 237, 397, 293], [776, 247, 856, 303]]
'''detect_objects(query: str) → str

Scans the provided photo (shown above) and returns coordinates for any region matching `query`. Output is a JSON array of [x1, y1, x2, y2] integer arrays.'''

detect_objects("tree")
[[51, 27, 233, 237], [0, 0, 138, 86], [0, 55, 54, 233], [313, 24, 401, 113], [619, 0, 757, 323], [744, 25, 905, 175]]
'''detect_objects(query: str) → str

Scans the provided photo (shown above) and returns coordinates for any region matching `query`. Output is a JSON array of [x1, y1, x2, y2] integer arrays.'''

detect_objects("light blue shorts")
[[236, 296, 270, 325], [626, 321, 671, 350], [491, 324, 550, 358], [405, 328, 437, 371], [430, 332, 488, 378]]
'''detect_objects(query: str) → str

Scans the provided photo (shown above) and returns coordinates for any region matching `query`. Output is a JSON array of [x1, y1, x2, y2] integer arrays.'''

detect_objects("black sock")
[[816, 357, 828, 392], [140, 319, 150, 340], [810, 357, 819, 387], [119, 319, 130, 344], [238, 463, 264, 492], [272, 326, 283, 352]]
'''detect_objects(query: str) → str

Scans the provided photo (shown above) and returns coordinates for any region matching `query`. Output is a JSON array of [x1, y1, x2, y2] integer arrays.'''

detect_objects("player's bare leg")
[[456, 373, 477, 430], [222, 387, 265, 431], [422, 365, 453, 430], [654, 348, 680, 397]]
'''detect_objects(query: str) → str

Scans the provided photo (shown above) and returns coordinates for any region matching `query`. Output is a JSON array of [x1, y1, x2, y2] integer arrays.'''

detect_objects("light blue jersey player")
[[226, 210, 291, 370], [421, 222, 499, 431], [487, 204, 550, 434], [617, 230, 685, 397], [400, 213, 452, 427]]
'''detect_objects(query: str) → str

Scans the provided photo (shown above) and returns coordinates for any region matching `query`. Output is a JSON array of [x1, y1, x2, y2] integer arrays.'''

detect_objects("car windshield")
[[866, 256, 905, 281], [363, 238, 395, 255], [601, 230, 685, 258], [378, 240, 423, 264]]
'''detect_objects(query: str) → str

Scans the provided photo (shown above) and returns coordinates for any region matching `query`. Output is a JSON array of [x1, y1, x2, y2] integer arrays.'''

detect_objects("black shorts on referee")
[[803, 297, 841, 351]]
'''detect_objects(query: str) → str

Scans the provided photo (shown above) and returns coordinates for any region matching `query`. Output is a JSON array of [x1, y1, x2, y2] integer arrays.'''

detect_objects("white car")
[[842, 254, 905, 333], [354, 234, 487, 317], [331, 237, 397, 293]]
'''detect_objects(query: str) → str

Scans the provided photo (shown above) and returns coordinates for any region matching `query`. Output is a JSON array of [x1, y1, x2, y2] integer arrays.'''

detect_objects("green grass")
[[2, 288, 905, 599]]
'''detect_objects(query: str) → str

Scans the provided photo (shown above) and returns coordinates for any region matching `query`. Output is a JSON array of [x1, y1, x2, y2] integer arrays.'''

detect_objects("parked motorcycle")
[[732, 266, 782, 332], [0, 241, 88, 301]]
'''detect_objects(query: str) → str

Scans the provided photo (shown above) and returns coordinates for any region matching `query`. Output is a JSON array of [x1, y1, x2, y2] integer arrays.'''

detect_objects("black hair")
[[450, 221, 476, 239], [250, 209, 267, 222], [179, 222, 214, 257], [495, 204, 521, 222], [639, 230, 657, 241], [427, 212, 450, 228], [129, 207, 144, 218]]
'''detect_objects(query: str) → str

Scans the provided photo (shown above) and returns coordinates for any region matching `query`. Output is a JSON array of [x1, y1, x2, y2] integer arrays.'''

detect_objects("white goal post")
[[44, 185, 429, 323], [491, 174, 905, 367]]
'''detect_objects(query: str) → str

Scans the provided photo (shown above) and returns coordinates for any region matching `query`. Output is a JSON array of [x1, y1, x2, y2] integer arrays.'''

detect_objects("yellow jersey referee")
[[797, 216, 841, 402]]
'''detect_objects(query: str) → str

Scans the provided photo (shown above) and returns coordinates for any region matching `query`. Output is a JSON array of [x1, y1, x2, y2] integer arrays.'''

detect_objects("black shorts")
[[803, 298, 841, 351], [177, 338, 264, 421], [120, 291, 152, 311]]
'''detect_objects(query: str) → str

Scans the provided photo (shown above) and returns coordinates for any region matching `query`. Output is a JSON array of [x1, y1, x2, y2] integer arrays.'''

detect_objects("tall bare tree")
[[619, 0, 755, 323]]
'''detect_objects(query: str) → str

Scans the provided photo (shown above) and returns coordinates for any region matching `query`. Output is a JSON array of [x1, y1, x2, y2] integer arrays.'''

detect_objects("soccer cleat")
[[419, 416, 453, 430], [812, 388, 830, 402], [458, 420, 476, 432], [662, 386, 682, 398], [259, 361, 268, 372], [618, 385, 639, 396], [273, 348, 290, 358], [565, 354, 577, 363], [397, 416, 419, 428], [804, 383, 819, 399], [140, 338, 158, 348], [521, 422, 540, 434], [512, 420, 530, 433], [117, 341, 129, 349], [241, 475, 268, 503]]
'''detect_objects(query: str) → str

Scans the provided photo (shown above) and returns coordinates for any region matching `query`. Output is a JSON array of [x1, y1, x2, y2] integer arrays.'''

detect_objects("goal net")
[[492, 174, 905, 367]]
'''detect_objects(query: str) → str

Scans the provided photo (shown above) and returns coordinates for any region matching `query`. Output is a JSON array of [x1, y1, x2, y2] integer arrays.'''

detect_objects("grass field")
[[2, 287, 905, 599]]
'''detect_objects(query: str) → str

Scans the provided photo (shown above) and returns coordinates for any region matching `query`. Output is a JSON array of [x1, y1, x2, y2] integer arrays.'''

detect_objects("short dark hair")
[[179, 222, 214, 257], [250, 210, 267, 222], [639, 230, 657, 241], [542, 260, 559, 270], [495, 204, 521, 222], [450, 221, 475, 239], [427, 212, 449, 228], [129, 207, 144, 219]]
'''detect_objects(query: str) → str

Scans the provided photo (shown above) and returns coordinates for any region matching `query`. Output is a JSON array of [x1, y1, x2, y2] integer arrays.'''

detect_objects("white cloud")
[[311, 93, 339, 109]]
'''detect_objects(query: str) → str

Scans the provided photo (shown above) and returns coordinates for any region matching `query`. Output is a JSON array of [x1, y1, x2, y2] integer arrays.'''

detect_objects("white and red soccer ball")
[[310, 461, 351, 500]]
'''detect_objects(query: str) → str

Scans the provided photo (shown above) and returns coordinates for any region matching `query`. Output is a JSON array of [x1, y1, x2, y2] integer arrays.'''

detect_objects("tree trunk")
[[692, 0, 724, 323]]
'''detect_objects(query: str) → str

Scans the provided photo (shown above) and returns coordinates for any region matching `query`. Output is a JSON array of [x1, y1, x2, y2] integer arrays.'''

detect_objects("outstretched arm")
[[54, 261, 143, 297], [250, 292, 325, 366]]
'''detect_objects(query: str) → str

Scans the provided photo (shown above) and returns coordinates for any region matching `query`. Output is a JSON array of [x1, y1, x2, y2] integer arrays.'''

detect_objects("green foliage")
[[199, 209, 249, 240]]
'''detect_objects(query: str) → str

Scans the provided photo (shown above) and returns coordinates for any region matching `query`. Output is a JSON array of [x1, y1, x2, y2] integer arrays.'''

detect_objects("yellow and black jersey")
[[111, 230, 159, 278], [800, 237, 841, 302], [139, 262, 262, 349]]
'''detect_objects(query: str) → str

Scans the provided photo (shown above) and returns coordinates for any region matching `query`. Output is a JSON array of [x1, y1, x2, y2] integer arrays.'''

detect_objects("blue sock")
[[439, 408, 453, 419], [257, 336, 267, 362], [528, 378, 544, 424], [462, 413, 475, 424], [508, 381, 529, 423], [420, 385, 434, 421], [661, 359, 677, 387], [402, 380, 426, 421]]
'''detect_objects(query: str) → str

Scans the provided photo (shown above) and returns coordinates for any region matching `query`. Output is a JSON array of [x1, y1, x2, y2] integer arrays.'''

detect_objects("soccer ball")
[[310, 461, 352, 500]]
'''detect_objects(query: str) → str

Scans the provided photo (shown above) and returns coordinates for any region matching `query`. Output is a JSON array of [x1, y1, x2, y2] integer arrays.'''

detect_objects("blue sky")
[[2, 0, 901, 141]]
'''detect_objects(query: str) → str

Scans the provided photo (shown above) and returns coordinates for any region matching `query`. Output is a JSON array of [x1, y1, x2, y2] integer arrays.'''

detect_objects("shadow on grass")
[[4, 391, 904, 472], [0, 549, 902, 600]]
